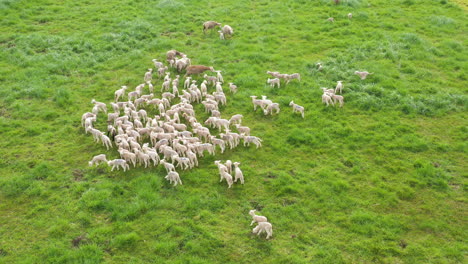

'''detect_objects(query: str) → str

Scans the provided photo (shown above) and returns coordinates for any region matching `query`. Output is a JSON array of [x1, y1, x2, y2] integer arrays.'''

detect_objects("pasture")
[[0, 0, 466, 263]]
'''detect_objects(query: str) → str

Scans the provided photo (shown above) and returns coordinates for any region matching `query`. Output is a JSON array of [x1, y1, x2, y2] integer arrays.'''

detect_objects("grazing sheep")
[[285, 73, 301, 84], [88, 154, 107, 166], [234, 124, 250, 136], [160, 159, 175, 173], [249, 210, 268, 226], [250, 96, 263, 111], [322, 93, 334, 107], [152, 59, 164, 69], [165, 171, 182, 186], [229, 83, 237, 93], [233, 162, 244, 184], [252, 222, 273, 239], [229, 114, 243, 125], [221, 25, 234, 37], [263, 103, 280, 115], [203, 21, 221, 33], [267, 78, 280, 88], [335, 81, 343, 94], [331, 94, 344, 107], [144, 68, 153, 83], [289, 101, 305, 118], [107, 159, 129, 171], [355, 71, 373, 80], [186, 65, 215, 76]]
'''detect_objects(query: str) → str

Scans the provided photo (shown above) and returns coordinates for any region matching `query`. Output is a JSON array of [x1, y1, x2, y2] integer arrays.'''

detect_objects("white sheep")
[[165, 171, 182, 186], [335, 81, 343, 94], [252, 222, 273, 239], [218, 31, 225, 40], [234, 124, 250, 136], [249, 209, 268, 226], [233, 162, 244, 184], [100, 133, 113, 150], [355, 71, 373, 80], [160, 159, 175, 173], [220, 171, 233, 188], [285, 73, 301, 84], [172, 155, 191, 170], [328, 17, 335, 23], [215, 70, 224, 83], [316, 63, 323, 71], [322, 93, 334, 107], [107, 159, 129, 171], [243, 135, 262, 148], [158, 66, 168, 78], [221, 25, 234, 37], [91, 99, 107, 113], [164, 72, 171, 82], [267, 78, 280, 88], [348, 13, 353, 19], [161, 79, 171, 92], [225, 160, 233, 174], [228, 83, 237, 93], [114, 86, 127, 102], [263, 103, 280, 115], [289, 101, 305, 118], [229, 114, 243, 125], [250, 96, 263, 111], [88, 154, 107, 166], [152, 59, 164, 69], [144, 68, 153, 83], [331, 94, 344, 107]]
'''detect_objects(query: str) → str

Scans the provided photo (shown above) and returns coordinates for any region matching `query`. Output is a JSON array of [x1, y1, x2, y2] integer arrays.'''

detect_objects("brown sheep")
[[203, 21, 221, 33], [185, 65, 215, 76], [166, 50, 185, 63]]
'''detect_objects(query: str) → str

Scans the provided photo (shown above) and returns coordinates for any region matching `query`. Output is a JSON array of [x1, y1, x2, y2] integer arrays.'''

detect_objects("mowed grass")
[[0, 0, 467, 263]]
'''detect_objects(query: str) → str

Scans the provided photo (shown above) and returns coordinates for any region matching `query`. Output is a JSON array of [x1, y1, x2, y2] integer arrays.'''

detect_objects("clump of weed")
[[111, 232, 140, 250]]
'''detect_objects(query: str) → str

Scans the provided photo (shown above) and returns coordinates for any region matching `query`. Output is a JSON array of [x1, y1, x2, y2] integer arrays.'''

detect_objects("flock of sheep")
[[83, 16, 374, 239]]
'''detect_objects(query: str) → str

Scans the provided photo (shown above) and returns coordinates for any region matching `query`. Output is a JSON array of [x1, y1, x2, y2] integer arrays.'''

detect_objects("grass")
[[0, 0, 467, 263]]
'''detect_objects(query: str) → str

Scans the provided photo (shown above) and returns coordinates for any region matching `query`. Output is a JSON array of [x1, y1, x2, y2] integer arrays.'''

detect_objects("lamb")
[[184, 76, 192, 89], [204, 74, 217, 86], [335, 81, 343, 94], [161, 79, 171, 92], [267, 78, 280, 88], [107, 159, 129, 171], [214, 160, 228, 178], [81, 112, 96, 127], [165, 171, 182, 186], [285, 73, 301, 84], [263, 103, 280, 115], [114, 86, 127, 102], [158, 66, 168, 78], [160, 159, 175, 173], [322, 93, 334, 107], [266, 71, 280, 78], [176, 56, 190, 72], [243, 135, 262, 148], [88, 154, 107, 166], [233, 162, 244, 184], [316, 63, 323, 71], [100, 133, 113, 150], [289, 101, 305, 118], [220, 171, 233, 188], [144, 68, 153, 83], [186, 65, 215, 75], [234, 124, 250, 136], [221, 25, 234, 37], [331, 94, 344, 107], [215, 70, 224, 83], [218, 31, 224, 40], [252, 222, 273, 239], [118, 149, 137, 167], [229, 114, 243, 125], [200, 80, 208, 96], [152, 59, 164, 69], [328, 17, 335, 23], [215, 82, 223, 93], [203, 21, 221, 33], [249, 210, 267, 226], [91, 99, 107, 113], [164, 72, 171, 82], [225, 160, 233, 174], [166, 49, 184, 63], [354, 71, 373, 80], [229, 83, 237, 93], [348, 13, 353, 19], [211, 136, 226, 153], [172, 155, 191, 170], [250, 96, 263, 111]]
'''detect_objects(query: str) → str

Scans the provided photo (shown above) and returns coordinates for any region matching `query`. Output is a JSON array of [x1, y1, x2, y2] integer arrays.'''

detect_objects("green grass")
[[0, 0, 467, 263]]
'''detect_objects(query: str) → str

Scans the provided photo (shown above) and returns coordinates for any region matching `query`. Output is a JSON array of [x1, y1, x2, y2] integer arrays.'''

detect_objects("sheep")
[[215, 82, 223, 93], [84, 116, 96, 130], [160, 159, 175, 173], [249, 210, 268, 226], [100, 133, 113, 150], [289, 101, 305, 118], [267, 78, 280, 88], [250, 96, 263, 111], [204, 74, 217, 86], [186, 65, 215, 76], [203, 21, 221, 33], [228, 83, 237, 93], [176, 57, 190, 72], [243, 135, 262, 148], [88, 154, 107, 166], [322, 93, 334, 107], [229, 114, 243, 125], [335, 81, 343, 94], [355, 71, 373, 80], [184, 76, 192, 89], [166, 49, 184, 63], [234, 124, 250, 136], [161, 79, 171, 92], [158, 66, 168, 78], [91, 99, 107, 113], [218, 31, 224, 40], [266, 71, 280, 78], [144, 68, 153, 82], [328, 17, 335, 23], [220, 171, 233, 188], [316, 63, 323, 71], [331, 94, 344, 107], [221, 25, 234, 37], [211, 136, 226, 153], [173, 155, 191, 170], [252, 222, 273, 239], [225, 160, 233, 174], [107, 159, 129, 171], [165, 171, 182, 186], [263, 103, 280, 115], [215, 70, 224, 83], [233, 162, 244, 184], [118, 149, 137, 167], [285, 73, 301, 84], [348, 13, 353, 19], [164, 72, 171, 82], [114, 86, 127, 102], [152, 59, 164, 69]]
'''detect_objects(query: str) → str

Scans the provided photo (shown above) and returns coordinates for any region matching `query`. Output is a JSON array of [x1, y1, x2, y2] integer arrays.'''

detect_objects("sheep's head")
[[88, 161, 93, 166], [289, 101, 294, 106], [214, 160, 221, 165], [234, 162, 240, 166], [209, 67, 215, 72], [354, 71, 359, 74], [249, 209, 256, 216]]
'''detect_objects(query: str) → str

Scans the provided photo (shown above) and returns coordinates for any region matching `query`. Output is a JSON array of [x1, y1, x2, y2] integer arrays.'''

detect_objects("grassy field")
[[0, 0, 467, 263]]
